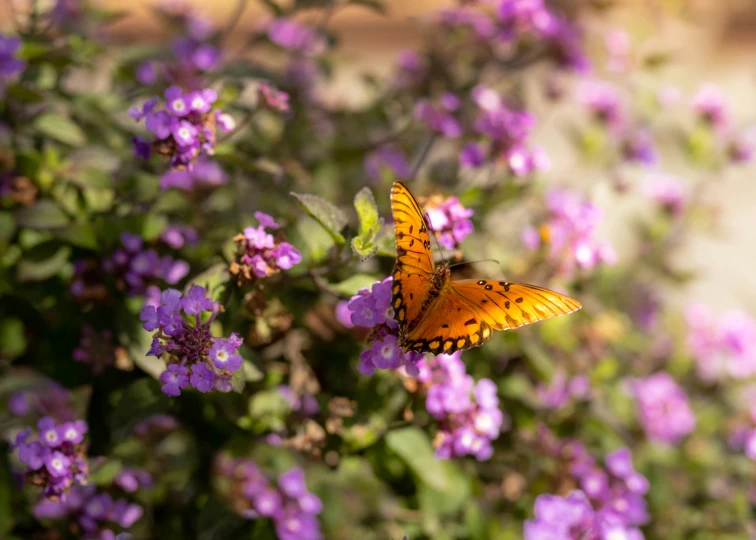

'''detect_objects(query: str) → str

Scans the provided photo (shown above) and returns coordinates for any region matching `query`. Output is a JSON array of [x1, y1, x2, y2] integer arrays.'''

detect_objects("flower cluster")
[[685, 304, 756, 381], [159, 157, 228, 191], [266, 18, 326, 57], [0, 34, 26, 95], [229, 212, 302, 284], [535, 371, 591, 410], [34, 485, 143, 539], [464, 85, 549, 175], [522, 187, 616, 276], [129, 85, 234, 168], [114, 467, 153, 493], [278, 385, 320, 418], [423, 194, 475, 251], [258, 82, 290, 112], [73, 326, 117, 374], [524, 490, 643, 540], [7, 382, 79, 421], [347, 277, 423, 376], [628, 373, 696, 444], [140, 286, 244, 396], [364, 146, 412, 183], [12, 417, 89, 500], [98, 232, 189, 296], [416, 353, 508, 460], [215, 456, 323, 540], [642, 172, 686, 216], [415, 93, 463, 138]]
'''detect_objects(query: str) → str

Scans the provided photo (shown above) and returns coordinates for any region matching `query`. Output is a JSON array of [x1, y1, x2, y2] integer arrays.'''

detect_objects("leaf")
[[14, 200, 70, 229], [185, 264, 231, 303], [110, 379, 171, 441], [0, 212, 15, 243], [5, 84, 45, 104], [71, 167, 113, 190], [331, 274, 377, 296], [0, 318, 26, 357], [374, 224, 397, 258], [351, 187, 384, 260], [53, 223, 98, 249], [385, 427, 450, 492], [291, 192, 347, 245], [0, 453, 14, 537], [34, 114, 87, 147], [88, 458, 123, 485], [17, 245, 71, 282]]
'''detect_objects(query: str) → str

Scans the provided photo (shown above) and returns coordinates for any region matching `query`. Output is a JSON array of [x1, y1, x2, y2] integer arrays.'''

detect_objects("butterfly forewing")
[[390, 182, 435, 333], [451, 279, 582, 331]]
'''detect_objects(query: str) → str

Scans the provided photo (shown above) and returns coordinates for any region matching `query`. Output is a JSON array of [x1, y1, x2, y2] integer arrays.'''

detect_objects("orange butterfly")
[[390, 181, 582, 355]]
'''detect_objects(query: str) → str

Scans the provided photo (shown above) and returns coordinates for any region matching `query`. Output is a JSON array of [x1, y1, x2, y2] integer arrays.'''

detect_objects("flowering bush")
[[1, 0, 755, 538]]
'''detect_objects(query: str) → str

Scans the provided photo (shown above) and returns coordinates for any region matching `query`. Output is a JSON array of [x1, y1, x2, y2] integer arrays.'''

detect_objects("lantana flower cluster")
[[416, 352, 508, 460], [423, 194, 475, 251], [535, 370, 591, 410], [686, 303, 756, 381], [33, 485, 143, 539], [628, 372, 696, 444], [140, 285, 244, 396], [71, 232, 189, 300], [229, 212, 303, 284], [129, 85, 234, 168], [463, 85, 549, 175], [216, 456, 323, 540], [159, 157, 228, 191], [522, 187, 616, 275], [12, 417, 89, 500], [7, 382, 79, 421], [527, 432, 650, 539], [346, 277, 423, 376]]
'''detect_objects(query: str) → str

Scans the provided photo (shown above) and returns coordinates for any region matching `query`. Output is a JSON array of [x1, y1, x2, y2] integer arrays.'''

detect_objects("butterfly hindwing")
[[390, 270, 432, 333], [402, 290, 495, 355], [451, 279, 582, 331]]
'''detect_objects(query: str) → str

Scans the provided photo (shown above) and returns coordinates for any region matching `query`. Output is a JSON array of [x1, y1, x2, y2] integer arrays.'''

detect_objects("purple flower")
[[630, 372, 695, 444], [460, 143, 486, 168], [577, 79, 624, 130], [365, 334, 403, 370], [181, 285, 214, 315], [268, 18, 325, 56], [216, 110, 236, 132], [254, 211, 279, 230], [164, 86, 189, 117], [190, 363, 215, 393], [425, 196, 475, 250], [254, 488, 282, 517], [186, 89, 217, 113], [209, 339, 243, 372], [45, 451, 71, 477], [172, 120, 198, 147], [39, 417, 63, 447], [692, 84, 728, 131], [365, 146, 412, 182], [135, 61, 157, 85], [60, 420, 87, 444], [259, 83, 290, 112], [0, 35, 26, 79], [160, 364, 189, 397], [643, 173, 686, 216], [243, 225, 275, 250], [145, 110, 174, 139], [278, 468, 307, 498], [273, 243, 302, 270]]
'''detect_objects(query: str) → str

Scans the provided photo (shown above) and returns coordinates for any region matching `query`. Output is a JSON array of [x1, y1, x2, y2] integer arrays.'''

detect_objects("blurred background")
[[85, 0, 756, 311]]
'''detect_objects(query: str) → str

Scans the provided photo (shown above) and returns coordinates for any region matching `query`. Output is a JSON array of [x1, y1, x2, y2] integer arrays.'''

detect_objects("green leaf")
[[34, 114, 87, 147], [5, 84, 45, 104], [385, 427, 450, 492], [141, 213, 168, 241], [17, 244, 71, 282], [71, 167, 113, 190], [88, 458, 123, 485], [53, 223, 98, 249], [0, 318, 26, 358], [0, 212, 15, 243], [374, 224, 396, 258], [331, 274, 377, 296], [185, 264, 231, 303], [14, 200, 70, 229], [110, 379, 171, 441], [291, 192, 347, 245], [351, 187, 384, 260]]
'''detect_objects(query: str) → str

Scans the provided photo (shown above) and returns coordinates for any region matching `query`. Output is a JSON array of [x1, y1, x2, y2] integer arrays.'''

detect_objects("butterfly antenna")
[[424, 211, 450, 264], [448, 258, 501, 269]]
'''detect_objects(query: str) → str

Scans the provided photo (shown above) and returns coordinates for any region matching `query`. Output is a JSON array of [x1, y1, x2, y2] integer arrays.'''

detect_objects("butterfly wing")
[[401, 289, 496, 354], [451, 279, 582, 332], [390, 181, 435, 331]]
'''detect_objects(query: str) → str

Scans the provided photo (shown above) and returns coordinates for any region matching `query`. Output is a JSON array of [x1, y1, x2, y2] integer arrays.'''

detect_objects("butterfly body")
[[390, 181, 582, 355]]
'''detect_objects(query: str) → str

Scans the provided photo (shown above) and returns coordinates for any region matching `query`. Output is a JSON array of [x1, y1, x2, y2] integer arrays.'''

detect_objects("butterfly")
[[390, 181, 582, 355]]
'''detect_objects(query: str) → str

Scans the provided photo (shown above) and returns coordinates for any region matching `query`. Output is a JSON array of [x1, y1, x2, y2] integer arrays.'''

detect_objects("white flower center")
[[381, 345, 393, 358], [172, 99, 185, 111], [258, 498, 272, 512], [45, 430, 58, 442], [586, 478, 601, 493], [476, 413, 493, 431], [178, 127, 190, 140], [65, 428, 77, 440], [216, 350, 228, 362], [192, 97, 205, 109], [51, 458, 63, 470], [286, 518, 301, 532], [461, 431, 474, 446], [613, 498, 629, 512], [384, 307, 394, 320]]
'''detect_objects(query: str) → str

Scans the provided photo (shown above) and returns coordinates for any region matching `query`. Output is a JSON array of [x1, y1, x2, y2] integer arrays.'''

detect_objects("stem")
[[410, 133, 437, 179]]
